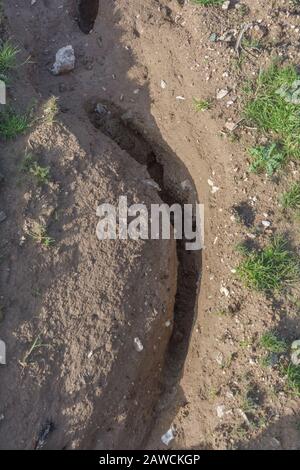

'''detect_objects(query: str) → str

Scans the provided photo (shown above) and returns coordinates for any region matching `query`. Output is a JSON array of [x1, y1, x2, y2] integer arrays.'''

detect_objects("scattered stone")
[[220, 286, 230, 297], [208, 179, 220, 194], [176, 95, 185, 100], [161, 427, 175, 446], [219, 30, 237, 42], [0, 340, 6, 365], [237, 408, 250, 426], [216, 88, 229, 100], [95, 103, 109, 118], [216, 405, 225, 418], [133, 337, 144, 352], [51, 45, 75, 75], [225, 121, 236, 132], [262, 220, 271, 228], [209, 33, 218, 42], [0, 211, 7, 223], [165, 320, 171, 327], [216, 352, 224, 366], [222, 1, 231, 10], [160, 80, 167, 89]]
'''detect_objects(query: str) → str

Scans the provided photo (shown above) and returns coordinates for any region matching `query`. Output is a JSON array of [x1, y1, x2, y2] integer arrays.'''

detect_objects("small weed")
[[192, 0, 223, 5], [42, 96, 59, 125], [242, 38, 262, 51], [281, 183, 300, 210], [193, 98, 211, 112], [244, 63, 300, 159], [0, 108, 31, 140], [248, 143, 286, 175], [20, 334, 47, 367], [22, 152, 50, 185], [237, 236, 300, 291], [239, 339, 251, 349], [260, 331, 287, 353], [28, 224, 55, 247]]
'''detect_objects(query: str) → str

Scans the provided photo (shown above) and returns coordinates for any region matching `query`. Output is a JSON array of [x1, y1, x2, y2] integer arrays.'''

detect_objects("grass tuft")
[[192, 0, 223, 5], [0, 41, 19, 80], [237, 236, 300, 291], [244, 63, 300, 159], [28, 224, 55, 247], [260, 331, 287, 353], [248, 143, 286, 175], [193, 98, 211, 112], [281, 183, 300, 210], [0, 108, 31, 140]]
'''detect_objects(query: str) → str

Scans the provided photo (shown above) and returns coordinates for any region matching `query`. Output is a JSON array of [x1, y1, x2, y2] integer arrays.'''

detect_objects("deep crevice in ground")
[[88, 101, 202, 441]]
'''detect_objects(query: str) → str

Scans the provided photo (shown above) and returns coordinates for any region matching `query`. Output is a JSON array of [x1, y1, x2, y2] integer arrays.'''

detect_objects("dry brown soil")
[[0, 0, 300, 450]]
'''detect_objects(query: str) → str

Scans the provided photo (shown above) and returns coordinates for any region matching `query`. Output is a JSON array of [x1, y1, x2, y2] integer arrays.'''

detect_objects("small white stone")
[[160, 80, 167, 89], [161, 427, 175, 446], [0, 340, 6, 365], [262, 220, 271, 228], [225, 121, 236, 132], [220, 286, 230, 297], [217, 88, 229, 100], [133, 337, 144, 352], [216, 405, 225, 418], [222, 1, 231, 10]]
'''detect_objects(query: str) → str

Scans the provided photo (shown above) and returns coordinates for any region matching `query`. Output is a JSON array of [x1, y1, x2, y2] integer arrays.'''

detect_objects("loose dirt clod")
[[51, 45, 75, 75]]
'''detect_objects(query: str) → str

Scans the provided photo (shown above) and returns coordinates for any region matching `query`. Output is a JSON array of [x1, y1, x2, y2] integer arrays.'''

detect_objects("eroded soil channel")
[[89, 101, 201, 431]]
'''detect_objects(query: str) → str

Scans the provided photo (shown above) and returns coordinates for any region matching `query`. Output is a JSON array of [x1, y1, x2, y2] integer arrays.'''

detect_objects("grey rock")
[[95, 103, 109, 118], [51, 45, 75, 75]]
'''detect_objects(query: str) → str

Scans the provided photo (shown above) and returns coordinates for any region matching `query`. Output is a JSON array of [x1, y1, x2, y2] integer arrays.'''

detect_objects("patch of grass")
[[0, 41, 19, 80], [192, 0, 223, 5], [285, 363, 300, 396], [28, 224, 55, 247], [244, 63, 300, 159], [281, 183, 300, 210], [22, 152, 50, 185], [193, 98, 211, 112], [237, 236, 300, 291], [260, 331, 287, 353], [20, 334, 47, 367], [248, 143, 286, 175], [0, 108, 31, 140], [42, 96, 59, 125]]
